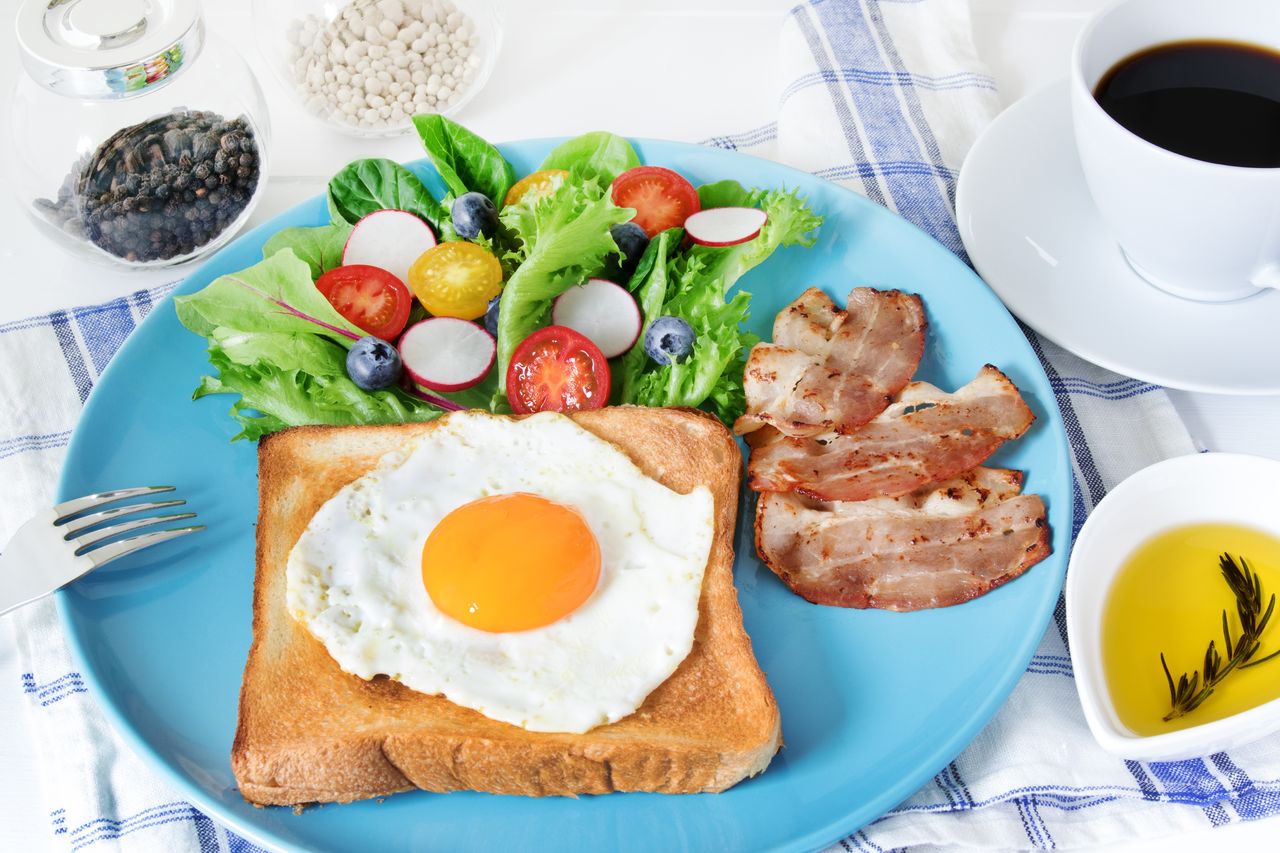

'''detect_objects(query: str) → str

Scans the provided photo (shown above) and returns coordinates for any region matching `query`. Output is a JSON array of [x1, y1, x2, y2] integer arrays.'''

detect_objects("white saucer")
[[956, 82, 1280, 395]]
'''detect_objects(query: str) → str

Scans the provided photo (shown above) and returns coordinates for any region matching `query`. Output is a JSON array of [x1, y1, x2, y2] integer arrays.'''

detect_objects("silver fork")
[[1, 486, 204, 616]]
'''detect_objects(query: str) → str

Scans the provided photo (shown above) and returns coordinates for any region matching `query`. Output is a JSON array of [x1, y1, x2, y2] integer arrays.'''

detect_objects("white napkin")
[[704, 1, 1280, 849]]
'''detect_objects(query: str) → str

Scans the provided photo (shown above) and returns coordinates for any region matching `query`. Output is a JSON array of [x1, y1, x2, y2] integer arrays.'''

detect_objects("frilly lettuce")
[[494, 179, 634, 391], [622, 181, 823, 423]]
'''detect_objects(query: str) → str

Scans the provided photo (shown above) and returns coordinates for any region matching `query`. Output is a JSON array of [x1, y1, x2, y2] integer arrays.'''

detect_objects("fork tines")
[[54, 486, 204, 567]]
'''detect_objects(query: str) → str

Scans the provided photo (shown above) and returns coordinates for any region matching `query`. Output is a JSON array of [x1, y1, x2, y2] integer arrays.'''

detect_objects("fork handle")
[[0, 511, 95, 617]]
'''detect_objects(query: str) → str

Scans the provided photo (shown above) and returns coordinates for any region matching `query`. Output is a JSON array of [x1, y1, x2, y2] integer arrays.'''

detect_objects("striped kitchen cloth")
[[704, 0, 1280, 850]]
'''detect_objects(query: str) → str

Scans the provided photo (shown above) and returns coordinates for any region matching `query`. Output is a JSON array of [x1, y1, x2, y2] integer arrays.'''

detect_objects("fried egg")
[[286, 411, 715, 733]]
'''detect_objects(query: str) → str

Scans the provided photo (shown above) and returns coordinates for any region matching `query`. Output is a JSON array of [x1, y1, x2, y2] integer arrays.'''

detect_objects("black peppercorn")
[[38, 109, 261, 263]]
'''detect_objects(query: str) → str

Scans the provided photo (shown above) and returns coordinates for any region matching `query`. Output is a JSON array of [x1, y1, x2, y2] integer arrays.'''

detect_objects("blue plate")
[[57, 139, 1071, 852]]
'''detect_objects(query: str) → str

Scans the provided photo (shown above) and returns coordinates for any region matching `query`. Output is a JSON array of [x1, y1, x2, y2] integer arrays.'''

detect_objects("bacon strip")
[[734, 288, 925, 437], [755, 467, 1050, 611], [747, 365, 1034, 502]]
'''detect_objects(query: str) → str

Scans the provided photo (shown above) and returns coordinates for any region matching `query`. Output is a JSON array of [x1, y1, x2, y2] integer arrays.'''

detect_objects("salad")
[[176, 116, 823, 441]]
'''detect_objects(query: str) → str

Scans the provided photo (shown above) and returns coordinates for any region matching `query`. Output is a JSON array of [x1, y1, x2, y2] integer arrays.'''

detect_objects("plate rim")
[[56, 135, 1073, 853], [956, 81, 1280, 396]]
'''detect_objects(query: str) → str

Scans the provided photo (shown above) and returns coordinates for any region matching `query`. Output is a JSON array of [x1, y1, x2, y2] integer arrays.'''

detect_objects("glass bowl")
[[10, 0, 271, 269], [252, 0, 502, 138]]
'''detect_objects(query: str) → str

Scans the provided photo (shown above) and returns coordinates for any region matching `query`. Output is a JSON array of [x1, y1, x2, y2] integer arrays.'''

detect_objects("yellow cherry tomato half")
[[503, 169, 569, 206], [408, 242, 504, 320]]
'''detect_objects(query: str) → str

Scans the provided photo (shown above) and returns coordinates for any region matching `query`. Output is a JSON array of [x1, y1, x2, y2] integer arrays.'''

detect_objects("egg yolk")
[[422, 493, 601, 632]]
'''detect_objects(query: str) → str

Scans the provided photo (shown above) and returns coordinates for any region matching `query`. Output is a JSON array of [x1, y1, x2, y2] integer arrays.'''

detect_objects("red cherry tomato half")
[[609, 166, 701, 237], [506, 325, 612, 415], [316, 265, 412, 341]]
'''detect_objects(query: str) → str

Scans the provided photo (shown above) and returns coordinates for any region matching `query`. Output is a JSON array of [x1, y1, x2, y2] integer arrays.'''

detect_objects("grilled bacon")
[[746, 365, 1034, 502], [734, 287, 925, 438], [755, 467, 1050, 611]]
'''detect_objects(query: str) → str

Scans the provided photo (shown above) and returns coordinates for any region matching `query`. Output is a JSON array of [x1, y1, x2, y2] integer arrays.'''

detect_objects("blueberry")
[[346, 336, 402, 390], [451, 191, 499, 240], [483, 294, 501, 337], [608, 222, 650, 280], [643, 316, 695, 365]]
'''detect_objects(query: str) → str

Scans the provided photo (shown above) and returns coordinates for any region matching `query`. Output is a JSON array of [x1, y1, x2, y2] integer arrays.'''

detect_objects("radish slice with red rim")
[[342, 209, 437, 285], [683, 206, 768, 247], [551, 278, 642, 359], [398, 317, 496, 392]]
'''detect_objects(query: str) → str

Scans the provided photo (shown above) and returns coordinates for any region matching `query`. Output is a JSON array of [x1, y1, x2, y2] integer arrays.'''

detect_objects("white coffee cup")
[[1070, 0, 1280, 302]]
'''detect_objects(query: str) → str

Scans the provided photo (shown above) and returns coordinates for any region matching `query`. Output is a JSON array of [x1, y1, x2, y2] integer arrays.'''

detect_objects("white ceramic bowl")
[[1067, 453, 1280, 760]]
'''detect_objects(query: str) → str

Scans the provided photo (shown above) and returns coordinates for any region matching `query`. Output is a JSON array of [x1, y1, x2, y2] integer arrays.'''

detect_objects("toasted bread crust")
[[233, 407, 780, 805]]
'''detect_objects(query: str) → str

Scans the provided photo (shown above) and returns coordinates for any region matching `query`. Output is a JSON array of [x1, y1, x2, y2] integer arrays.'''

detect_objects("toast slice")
[[233, 406, 780, 805]]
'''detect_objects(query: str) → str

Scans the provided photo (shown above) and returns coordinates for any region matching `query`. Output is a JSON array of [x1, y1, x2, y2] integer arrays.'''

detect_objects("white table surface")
[[1, 1, 1277, 850]]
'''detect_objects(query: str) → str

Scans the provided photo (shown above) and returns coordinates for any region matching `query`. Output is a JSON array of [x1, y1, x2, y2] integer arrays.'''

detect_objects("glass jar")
[[252, 0, 501, 138], [10, 0, 271, 268]]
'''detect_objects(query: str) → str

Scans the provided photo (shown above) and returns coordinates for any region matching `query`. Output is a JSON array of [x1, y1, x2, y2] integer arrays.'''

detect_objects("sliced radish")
[[551, 278, 642, 359], [684, 206, 768, 247], [342, 209, 437, 285], [398, 317, 495, 392]]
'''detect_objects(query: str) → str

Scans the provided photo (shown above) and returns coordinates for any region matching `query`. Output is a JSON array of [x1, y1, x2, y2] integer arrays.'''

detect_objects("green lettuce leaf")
[[327, 158, 451, 236], [494, 181, 633, 391], [696, 179, 757, 209], [413, 114, 516, 205], [174, 250, 361, 342], [616, 228, 677, 403], [539, 131, 640, 185], [194, 342, 440, 442], [175, 251, 455, 441], [630, 182, 823, 421], [262, 222, 351, 279]]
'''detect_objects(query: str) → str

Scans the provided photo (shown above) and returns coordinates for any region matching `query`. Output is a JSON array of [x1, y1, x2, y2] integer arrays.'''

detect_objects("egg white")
[[286, 411, 716, 734]]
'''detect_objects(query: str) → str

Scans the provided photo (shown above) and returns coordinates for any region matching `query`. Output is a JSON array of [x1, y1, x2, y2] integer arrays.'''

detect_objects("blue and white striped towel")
[[1, 1, 1275, 850]]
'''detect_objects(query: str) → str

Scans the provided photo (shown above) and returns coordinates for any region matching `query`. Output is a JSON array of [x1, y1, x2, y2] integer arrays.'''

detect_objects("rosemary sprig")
[[1161, 553, 1280, 722]]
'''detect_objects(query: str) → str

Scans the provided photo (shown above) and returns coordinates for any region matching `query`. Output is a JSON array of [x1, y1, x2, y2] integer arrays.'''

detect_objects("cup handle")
[[1252, 263, 1280, 291]]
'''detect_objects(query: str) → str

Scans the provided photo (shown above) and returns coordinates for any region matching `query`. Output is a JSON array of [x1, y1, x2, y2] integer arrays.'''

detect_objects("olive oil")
[[1101, 523, 1280, 736]]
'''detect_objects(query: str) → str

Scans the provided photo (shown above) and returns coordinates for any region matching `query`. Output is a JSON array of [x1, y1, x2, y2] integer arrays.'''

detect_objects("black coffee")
[[1093, 40, 1280, 168]]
